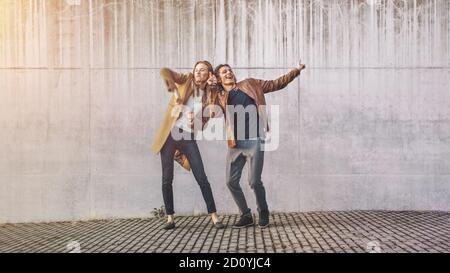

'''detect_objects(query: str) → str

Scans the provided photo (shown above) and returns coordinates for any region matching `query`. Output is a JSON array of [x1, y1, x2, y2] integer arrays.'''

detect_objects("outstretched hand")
[[297, 63, 306, 72]]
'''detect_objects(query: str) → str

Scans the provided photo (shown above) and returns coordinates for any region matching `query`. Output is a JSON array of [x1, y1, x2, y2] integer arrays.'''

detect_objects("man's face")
[[194, 63, 210, 84], [217, 66, 236, 86]]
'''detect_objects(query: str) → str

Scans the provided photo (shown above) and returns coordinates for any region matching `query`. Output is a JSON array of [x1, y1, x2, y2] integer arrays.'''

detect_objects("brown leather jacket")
[[211, 68, 301, 148]]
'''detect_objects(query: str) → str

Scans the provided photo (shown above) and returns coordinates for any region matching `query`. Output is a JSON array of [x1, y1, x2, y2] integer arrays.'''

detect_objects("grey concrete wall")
[[0, 0, 449, 223]]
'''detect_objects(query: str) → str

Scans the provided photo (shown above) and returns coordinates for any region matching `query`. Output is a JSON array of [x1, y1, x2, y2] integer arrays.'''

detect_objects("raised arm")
[[160, 68, 191, 92], [258, 64, 306, 94]]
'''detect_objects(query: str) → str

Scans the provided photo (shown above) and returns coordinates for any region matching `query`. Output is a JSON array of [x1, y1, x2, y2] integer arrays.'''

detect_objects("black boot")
[[232, 213, 254, 229], [258, 210, 270, 229]]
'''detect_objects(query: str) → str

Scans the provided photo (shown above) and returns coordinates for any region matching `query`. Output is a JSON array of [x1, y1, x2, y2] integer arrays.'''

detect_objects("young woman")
[[151, 61, 224, 230]]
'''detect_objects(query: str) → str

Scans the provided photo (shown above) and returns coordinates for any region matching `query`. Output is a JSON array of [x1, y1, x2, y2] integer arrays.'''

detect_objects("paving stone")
[[0, 211, 448, 253]]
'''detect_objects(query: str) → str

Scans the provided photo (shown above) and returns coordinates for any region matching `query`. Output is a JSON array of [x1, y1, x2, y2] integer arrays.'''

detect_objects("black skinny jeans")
[[160, 129, 217, 215]]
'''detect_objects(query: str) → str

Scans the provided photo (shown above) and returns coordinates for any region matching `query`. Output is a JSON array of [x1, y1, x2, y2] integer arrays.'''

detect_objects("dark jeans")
[[226, 138, 268, 215], [160, 129, 217, 215]]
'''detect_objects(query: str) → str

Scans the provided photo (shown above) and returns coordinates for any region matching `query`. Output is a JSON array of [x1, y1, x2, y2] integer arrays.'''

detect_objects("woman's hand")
[[207, 74, 218, 86]]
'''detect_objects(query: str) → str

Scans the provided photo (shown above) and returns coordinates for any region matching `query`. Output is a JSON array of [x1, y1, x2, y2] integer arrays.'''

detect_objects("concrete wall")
[[0, 0, 449, 223]]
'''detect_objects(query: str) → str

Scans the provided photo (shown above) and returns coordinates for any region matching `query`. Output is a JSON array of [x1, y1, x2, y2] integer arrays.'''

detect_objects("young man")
[[212, 63, 306, 229], [151, 61, 225, 230]]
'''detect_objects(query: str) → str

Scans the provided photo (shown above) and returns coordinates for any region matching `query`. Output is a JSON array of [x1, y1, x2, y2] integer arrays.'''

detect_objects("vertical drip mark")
[[88, 0, 93, 219]]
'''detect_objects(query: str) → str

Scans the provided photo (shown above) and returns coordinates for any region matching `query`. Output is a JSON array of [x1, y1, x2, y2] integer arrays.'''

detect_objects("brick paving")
[[0, 211, 448, 253]]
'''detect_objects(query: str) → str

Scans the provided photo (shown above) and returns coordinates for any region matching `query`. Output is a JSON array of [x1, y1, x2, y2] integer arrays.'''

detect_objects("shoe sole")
[[258, 224, 269, 229]]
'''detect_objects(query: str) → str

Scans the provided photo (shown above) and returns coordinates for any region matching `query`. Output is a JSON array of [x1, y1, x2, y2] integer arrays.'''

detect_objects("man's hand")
[[207, 74, 218, 86], [297, 63, 306, 72]]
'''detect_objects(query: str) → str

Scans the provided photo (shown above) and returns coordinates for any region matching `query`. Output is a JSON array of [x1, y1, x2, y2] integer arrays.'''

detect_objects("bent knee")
[[249, 179, 263, 189]]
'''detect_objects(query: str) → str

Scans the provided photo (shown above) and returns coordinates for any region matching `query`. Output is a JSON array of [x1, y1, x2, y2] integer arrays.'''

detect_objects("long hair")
[[180, 60, 214, 104], [193, 60, 213, 75]]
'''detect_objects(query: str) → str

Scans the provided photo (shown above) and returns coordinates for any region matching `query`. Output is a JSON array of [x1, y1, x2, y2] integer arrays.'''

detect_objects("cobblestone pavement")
[[0, 211, 448, 253]]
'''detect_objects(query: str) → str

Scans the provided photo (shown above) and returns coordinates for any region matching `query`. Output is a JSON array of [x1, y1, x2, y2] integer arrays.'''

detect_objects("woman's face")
[[194, 63, 211, 84]]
